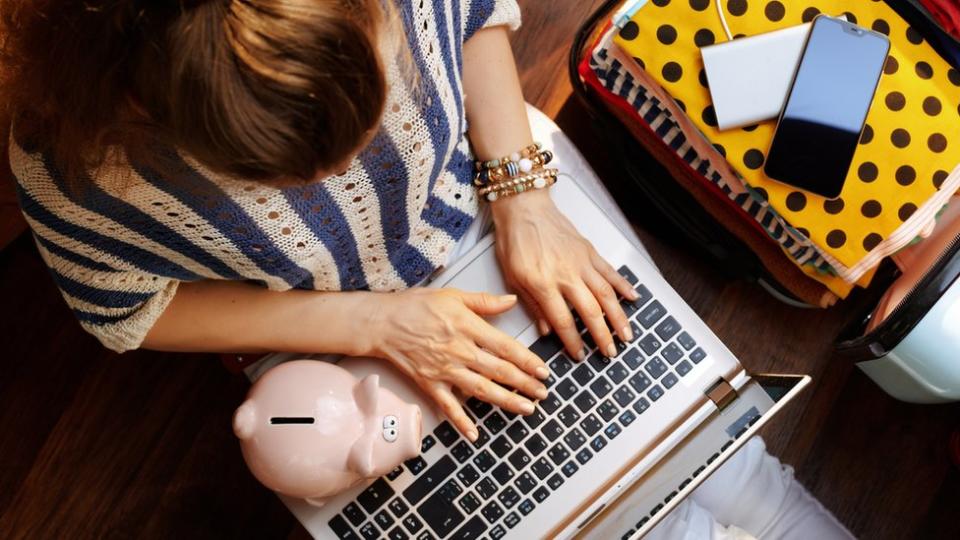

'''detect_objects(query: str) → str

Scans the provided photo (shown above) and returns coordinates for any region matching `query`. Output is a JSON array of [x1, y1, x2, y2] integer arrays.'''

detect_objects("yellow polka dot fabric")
[[614, 0, 960, 283]]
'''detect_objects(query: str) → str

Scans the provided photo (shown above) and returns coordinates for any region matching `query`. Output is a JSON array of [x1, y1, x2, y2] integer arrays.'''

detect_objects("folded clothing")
[[590, 26, 858, 299], [583, 29, 840, 306], [614, 0, 960, 284], [920, 0, 960, 38]]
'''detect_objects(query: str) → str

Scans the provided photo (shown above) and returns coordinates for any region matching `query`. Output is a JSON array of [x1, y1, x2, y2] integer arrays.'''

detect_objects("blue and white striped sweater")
[[11, 0, 522, 352]]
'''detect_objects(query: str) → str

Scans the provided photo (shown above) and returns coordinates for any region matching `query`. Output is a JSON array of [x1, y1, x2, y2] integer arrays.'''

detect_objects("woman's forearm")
[[142, 280, 380, 356]]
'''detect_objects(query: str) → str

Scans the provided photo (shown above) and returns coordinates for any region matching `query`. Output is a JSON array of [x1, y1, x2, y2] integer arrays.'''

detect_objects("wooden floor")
[[2, 2, 959, 539]]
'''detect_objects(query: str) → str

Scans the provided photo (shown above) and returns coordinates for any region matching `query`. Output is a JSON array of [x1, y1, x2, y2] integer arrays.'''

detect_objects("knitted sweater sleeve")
[[463, 0, 522, 41], [10, 140, 182, 354]]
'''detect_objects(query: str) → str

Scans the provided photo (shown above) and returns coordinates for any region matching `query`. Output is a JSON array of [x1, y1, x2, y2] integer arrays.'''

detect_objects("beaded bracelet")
[[474, 142, 543, 173], [473, 149, 555, 186], [478, 168, 559, 202]]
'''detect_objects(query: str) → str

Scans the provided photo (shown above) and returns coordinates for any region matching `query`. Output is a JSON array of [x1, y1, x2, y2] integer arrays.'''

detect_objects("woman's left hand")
[[491, 189, 641, 361]]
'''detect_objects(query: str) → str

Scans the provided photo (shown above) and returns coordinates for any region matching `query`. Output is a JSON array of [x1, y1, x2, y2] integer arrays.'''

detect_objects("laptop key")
[[654, 316, 681, 341], [417, 483, 465, 538], [358, 478, 396, 513], [607, 362, 630, 384], [557, 404, 581, 427], [547, 473, 565, 490], [518, 499, 536, 516], [573, 390, 597, 413], [457, 492, 481, 514], [405, 456, 427, 475], [620, 298, 639, 317], [563, 427, 587, 451], [466, 398, 492, 420], [638, 300, 667, 329], [571, 363, 594, 385], [662, 343, 684, 365], [328, 515, 358, 540], [358, 522, 378, 540], [556, 378, 578, 400], [676, 360, 693, 377], [498, 486, 521, 509], [604, 423, 622, 439], [388, 527, 408, 540], [421, 435, 436, 453], [644, 358, 667, 379], [387, 467, 404, 481], [633, 397, 650, 414], [388, 498, 410, 518], [548, 442, 570, 465], [343, 503, 366, 526], [677, 331, 696, 350], [508, 448, 531, 471], [515, 471, 537, 494], [542, 419, 564, 441], [550, 353, 575, 377], [540, 393, 562, 414], [580, 413, 603, 436], [617, 265, 639, 285], [590, 435, 607, 452], [483, 413, 508, 435], [639, 334, 662, 356], [663, 373, 679, 389], [451, 441, 474, 463], [504, 511, 521, 529], [613, 386, 636, 408], [506, 421, 529, 444], [589, 376, 613, 398], [561, 460, 579, 477], [522, 409, 546, 429], [449, 516, 486, 540], [628, 372, 651, 393], [456, 464, 480, 487], [598, 400, 619, 422], [524, 433, 548, 456], [403, 456, 454, 505], [531, 457, 554, 480], [473, 450, 496, 473], [492, 463, 514, 485], [576, 448, 593, 465], [481, 501, 504, 524], [489, 524, 507, 539], [434, 422, 460, 447], [633, 284, 653, 308], [587, 352, 612, 372], [471, 427, 490, 449], [618, 410, 637, 427], [533, 486, 551, 503], [530, 333, 563, 362], [490, 435, 513, 458], [647, 385, 665, 402], [690, 347, 707, 363], [476, 478, 498, 500], [623, 348, 644, 370]]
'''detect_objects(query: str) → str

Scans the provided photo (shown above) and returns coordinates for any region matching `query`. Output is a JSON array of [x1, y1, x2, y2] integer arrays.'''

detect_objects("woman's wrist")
[[489, 187, 553, 222]]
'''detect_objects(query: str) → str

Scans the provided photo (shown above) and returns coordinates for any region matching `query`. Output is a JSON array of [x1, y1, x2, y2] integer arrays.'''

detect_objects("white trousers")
[[455, 106, 853, 540]]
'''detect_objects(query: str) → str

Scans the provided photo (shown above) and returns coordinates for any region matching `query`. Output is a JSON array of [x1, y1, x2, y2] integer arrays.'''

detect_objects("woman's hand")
[[491, 190, 640, 361], [363, 288, 550, 441]]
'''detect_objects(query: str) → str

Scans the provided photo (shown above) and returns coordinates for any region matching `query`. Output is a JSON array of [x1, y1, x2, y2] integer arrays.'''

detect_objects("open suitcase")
[[570, 0, 960, 403]]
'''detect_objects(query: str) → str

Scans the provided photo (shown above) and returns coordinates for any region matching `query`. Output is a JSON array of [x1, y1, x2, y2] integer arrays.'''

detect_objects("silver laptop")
[[252, 178, 809, 539]]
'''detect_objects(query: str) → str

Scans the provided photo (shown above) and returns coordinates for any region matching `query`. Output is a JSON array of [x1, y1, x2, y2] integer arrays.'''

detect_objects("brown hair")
[[0, 0, 394, 182]]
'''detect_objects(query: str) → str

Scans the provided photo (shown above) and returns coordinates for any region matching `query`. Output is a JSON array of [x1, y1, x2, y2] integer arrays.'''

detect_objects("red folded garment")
[[921, 0, 960, 38]]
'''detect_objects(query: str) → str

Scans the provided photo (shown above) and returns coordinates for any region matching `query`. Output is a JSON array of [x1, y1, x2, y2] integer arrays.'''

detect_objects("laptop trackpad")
[[443, 244, 533, 339]]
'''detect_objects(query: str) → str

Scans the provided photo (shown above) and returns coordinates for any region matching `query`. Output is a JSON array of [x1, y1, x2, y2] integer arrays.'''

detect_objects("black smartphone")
[[764, 16, 890, 199]]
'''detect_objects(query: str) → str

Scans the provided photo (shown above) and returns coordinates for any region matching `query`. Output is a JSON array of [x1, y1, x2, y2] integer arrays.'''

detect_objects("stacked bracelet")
[[478, 168, 559, 202], [474, 149, 555, 186], [475, 142, 543, 172]]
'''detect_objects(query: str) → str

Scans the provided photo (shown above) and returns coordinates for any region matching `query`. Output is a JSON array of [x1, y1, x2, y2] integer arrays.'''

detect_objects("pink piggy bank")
[[233, 360, 422, 507]]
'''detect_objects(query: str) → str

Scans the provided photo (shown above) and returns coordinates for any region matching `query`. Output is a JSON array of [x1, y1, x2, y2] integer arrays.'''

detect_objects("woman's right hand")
[[361, 288, 550, 441]]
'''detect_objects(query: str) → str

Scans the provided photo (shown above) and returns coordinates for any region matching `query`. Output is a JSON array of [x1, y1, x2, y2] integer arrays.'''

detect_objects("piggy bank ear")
[[347, 429, 377, 477], [233, 401, 257, 441], [353, 374, 380, 416]]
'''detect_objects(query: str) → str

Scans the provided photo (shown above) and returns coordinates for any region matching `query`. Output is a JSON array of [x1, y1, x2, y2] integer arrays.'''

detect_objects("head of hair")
[[0, 0, 394, 182]]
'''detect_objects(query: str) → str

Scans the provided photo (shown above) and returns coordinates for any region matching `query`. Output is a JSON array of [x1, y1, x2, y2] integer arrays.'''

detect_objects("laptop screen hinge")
[[705, 378, 738, 411]]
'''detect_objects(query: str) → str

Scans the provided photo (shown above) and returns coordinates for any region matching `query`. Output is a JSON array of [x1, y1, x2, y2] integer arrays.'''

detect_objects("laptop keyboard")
[[327, 265, 709, 540]]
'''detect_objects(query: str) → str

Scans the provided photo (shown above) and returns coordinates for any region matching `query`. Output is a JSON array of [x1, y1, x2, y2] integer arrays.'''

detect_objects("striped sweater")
[[11, 0, 521, 353]]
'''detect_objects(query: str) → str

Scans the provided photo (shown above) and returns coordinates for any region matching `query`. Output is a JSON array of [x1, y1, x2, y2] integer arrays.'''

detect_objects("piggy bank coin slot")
[[270, 417, 315, 425]]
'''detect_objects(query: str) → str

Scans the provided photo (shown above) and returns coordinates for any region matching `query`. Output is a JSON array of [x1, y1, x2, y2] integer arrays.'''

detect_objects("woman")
[[1, 0, 640, 440]]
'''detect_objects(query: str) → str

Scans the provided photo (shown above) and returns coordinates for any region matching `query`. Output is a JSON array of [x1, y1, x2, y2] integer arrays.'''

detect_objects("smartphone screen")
[[764, 16, 890, 199]]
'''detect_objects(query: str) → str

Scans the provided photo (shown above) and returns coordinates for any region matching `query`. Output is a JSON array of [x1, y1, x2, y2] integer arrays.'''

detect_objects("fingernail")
[[536, 386, 549, 400], [576, 347, 587, 362], [538, 320, 550, 336], [627, 289, 640, 301], [606, 343, 618, 358], [501, 294, 517, 302], [520, 401, 535, 415], [622, 325, 634, 342], [467, 429, 479, 442], [536, 366, 550, 379]]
